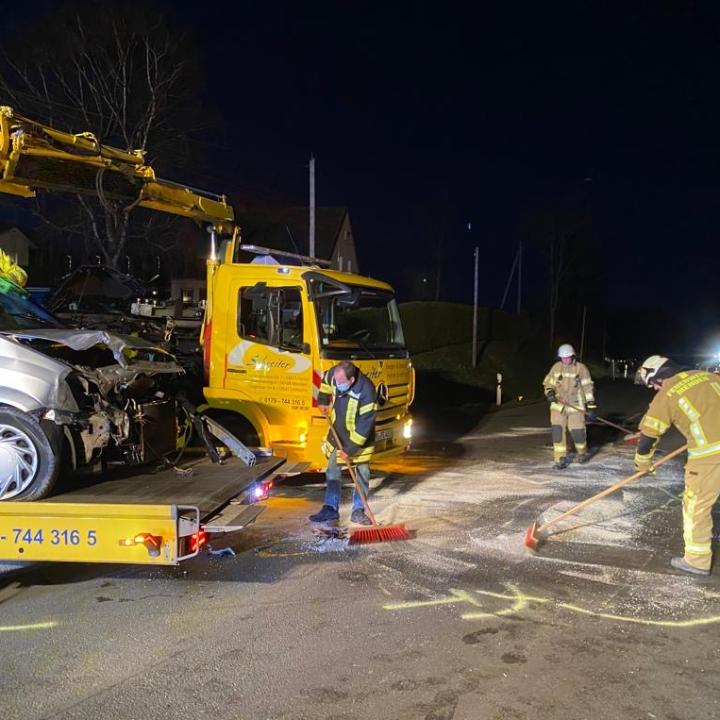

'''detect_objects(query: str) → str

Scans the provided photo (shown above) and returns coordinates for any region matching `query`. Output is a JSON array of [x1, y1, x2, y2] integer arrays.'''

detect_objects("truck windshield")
[[314, 287, 406, 357], [0, 277, 64, 331]]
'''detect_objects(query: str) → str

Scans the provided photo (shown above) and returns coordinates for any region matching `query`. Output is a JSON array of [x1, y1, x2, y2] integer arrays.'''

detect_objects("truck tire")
[[0, 407, 60, 501]]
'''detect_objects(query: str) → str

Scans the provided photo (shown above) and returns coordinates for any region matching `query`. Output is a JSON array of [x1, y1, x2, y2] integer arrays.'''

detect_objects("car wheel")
[[0, 407, 60, 501]]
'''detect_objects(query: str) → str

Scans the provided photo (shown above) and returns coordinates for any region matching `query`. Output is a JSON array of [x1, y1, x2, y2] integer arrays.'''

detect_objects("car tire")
[[0, 407, 60, 501]]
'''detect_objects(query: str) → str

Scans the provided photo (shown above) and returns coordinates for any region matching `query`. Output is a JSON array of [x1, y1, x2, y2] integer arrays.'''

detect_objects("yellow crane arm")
[[0, 106, 235, 234]]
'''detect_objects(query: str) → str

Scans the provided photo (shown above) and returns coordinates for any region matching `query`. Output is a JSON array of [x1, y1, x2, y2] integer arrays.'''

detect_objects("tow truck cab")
[[202, 248, 415, 470]]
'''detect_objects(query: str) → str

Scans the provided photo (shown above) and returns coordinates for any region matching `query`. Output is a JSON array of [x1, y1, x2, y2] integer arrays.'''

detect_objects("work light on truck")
[[403, 419, 413, 440], [119, 533, 162, 557]]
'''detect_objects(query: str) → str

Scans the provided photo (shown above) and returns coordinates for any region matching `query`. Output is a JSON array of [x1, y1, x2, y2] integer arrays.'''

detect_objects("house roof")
[[234, 202, 348, 260], [0, 225, 37, 249]]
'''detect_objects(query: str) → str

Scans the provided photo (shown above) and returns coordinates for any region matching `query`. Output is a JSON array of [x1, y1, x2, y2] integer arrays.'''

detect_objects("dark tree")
[[0, 2, 204, 269], [525, 208, 595, 347]]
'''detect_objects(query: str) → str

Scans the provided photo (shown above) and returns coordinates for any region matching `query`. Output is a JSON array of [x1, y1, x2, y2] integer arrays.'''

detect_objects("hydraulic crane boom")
[[0, 106, 235, 234]]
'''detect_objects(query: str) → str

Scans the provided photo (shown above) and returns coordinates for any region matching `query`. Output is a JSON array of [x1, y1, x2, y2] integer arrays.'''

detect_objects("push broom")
[[328, 423, 411, 544], [525, 444, 688, 551], [560, 400, 640, 444]]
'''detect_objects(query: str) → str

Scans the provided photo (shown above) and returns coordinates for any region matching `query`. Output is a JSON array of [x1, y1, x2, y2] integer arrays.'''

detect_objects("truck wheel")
[[0, 407, 60, 501]]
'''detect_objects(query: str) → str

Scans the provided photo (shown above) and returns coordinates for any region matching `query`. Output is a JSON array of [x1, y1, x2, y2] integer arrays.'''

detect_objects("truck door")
[[224, 279, 313, 431]]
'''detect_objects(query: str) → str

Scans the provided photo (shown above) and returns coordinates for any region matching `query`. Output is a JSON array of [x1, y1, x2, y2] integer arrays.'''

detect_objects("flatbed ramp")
[[0, 456, 291, 566], [46, 455, 285, 518]]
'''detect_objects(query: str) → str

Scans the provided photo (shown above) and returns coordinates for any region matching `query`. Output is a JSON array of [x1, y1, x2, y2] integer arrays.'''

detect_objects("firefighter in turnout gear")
[[635, 355, 720, 576], [543, 343, 597, 469], [309, 361, 377, 526]]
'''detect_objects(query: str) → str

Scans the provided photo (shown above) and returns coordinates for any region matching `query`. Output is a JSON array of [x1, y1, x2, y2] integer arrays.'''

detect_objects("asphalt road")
[[1, 380, 719, 720]]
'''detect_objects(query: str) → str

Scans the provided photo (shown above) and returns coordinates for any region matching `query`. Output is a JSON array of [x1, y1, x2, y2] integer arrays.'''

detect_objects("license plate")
[[376, 429, 393, 442]]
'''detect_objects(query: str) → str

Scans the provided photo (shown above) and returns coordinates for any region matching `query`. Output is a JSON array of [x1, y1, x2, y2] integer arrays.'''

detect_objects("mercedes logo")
[[377, 382, 389, 407]]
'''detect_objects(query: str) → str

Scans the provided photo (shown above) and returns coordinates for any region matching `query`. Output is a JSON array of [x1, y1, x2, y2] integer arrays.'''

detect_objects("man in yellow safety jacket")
[[309, 361, 377, 526], [635, 355, 720, 576], [543, 343, 598, 469]]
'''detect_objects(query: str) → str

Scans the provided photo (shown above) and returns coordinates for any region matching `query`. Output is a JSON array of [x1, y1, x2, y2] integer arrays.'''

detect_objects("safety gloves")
[[585, 401, 598, 422]]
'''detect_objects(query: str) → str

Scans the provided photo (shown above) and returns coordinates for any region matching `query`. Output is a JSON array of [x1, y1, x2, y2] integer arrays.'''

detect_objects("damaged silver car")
[[0, 276, 185, 500]]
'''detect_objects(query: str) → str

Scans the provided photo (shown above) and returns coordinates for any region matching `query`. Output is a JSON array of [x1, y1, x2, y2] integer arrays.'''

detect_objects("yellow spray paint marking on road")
[[384, 588, 485, 611], [384, 583, 720, 628], [0, 621, 58, 632]]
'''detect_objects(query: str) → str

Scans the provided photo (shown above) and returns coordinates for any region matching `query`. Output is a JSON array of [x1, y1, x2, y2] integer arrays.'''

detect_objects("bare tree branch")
[[0, 3, 202, 271]]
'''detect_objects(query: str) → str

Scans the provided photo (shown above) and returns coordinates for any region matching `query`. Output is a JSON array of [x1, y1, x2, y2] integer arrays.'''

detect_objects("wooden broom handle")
[[560, 396, 633, 435], [537, 444, 688, 534]]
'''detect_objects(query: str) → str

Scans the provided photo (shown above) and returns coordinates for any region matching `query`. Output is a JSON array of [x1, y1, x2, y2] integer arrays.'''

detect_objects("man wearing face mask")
[[309, 361, 377, 526]]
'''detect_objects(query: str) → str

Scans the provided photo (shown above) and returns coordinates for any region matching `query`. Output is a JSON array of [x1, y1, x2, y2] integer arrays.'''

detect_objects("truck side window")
[[237, 286, 304, 351]]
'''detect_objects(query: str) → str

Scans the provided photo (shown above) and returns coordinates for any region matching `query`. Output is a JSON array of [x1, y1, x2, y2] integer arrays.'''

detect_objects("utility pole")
[[309, 154, 316, 259], [580, 305, 588, 361], [472, 246, 479, 368]]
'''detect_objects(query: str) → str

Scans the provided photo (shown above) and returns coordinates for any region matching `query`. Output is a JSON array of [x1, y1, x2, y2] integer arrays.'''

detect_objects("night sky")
[[4, 1, 720, 355]]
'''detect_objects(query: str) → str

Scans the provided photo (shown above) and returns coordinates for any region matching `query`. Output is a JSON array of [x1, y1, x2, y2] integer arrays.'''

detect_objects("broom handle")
[[560, 400, 633, 434], [328, 422, 379, 527], [536, 444, 688, 534]]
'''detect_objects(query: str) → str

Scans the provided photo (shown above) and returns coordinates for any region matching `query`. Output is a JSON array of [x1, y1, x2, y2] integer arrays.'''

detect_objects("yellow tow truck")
[[0, 106, 414, 565]]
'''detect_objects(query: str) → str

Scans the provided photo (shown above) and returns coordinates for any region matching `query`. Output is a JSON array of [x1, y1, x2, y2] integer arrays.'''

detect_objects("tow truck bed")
[[46, 456, 285, 518], [0, 455, 290, 566]]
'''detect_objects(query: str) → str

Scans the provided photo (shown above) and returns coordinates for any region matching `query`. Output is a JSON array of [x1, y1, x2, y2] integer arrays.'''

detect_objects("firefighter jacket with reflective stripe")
[[543, 361, 595, 414], [317, 366, 377, 462], [636, 370, 720, 466]]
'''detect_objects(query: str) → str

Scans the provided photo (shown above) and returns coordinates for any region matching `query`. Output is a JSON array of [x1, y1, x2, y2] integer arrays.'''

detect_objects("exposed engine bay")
[[9, 330, 185, 468]]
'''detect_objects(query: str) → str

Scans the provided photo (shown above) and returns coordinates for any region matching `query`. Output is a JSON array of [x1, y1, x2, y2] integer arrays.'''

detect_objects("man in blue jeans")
[[309, 361, 377, 526]]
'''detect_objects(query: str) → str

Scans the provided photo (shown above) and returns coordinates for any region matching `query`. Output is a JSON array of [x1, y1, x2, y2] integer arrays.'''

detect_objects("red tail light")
[[202, 321, 212, 383], [189, 528, 207, 553]]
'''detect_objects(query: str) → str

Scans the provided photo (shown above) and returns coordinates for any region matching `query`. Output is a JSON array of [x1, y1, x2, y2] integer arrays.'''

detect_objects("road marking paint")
[[0, 621, 58, 632], [383, 582, 720, 628]]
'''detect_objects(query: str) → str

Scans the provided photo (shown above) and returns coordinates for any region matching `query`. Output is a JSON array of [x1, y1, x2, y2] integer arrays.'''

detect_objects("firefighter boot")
[[553, 457, 569, 471], [671, 557, 710, 576]]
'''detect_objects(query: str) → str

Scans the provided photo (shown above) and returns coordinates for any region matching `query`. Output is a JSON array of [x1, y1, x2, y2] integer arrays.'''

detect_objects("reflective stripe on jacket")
[[635, 370, 720, 465], [542, 360, 595, 413], [317, 366, 377, 462]]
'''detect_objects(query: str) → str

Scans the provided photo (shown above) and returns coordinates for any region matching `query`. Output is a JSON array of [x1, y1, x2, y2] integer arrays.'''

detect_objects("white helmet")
[[557, 343, 576, 359], [635, 355, 669, 387]]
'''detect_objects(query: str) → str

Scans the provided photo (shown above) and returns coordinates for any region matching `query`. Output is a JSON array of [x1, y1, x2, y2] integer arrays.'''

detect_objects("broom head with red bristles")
[[349, 523, 412, 545], [525, 522, 541, 551]]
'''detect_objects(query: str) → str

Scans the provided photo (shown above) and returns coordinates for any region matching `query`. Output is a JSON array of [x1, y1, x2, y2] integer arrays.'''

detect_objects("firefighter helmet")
[[557, 344, 576, 359], [635, 355, 669, 387]]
